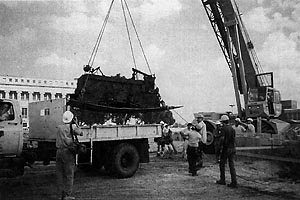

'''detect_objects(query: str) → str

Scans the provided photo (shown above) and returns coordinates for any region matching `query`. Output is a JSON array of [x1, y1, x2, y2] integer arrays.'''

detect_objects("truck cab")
[[0, 99, 23, 157]]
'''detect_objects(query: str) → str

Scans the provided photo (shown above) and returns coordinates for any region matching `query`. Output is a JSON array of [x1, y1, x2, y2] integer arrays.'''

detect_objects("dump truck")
[[0, 98, 161, 178]]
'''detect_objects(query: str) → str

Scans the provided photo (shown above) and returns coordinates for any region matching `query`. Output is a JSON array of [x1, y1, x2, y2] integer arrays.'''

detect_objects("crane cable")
[[81, 0, 115, 97], [121, 0, 137, 71], [88, 0, 115, 67], [123, 0, 152, 75]]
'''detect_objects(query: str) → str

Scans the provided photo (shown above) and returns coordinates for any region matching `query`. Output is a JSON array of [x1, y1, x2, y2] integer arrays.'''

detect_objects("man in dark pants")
[[216, 115, 237, 188], [184, 125, 202, 176]]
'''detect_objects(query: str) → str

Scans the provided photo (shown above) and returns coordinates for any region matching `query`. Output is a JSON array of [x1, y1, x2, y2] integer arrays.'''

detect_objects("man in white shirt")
[[183, 124, 202, 176]]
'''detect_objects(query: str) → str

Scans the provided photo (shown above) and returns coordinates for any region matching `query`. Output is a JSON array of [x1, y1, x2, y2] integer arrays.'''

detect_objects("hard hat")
[[160, 121, 165, 125], [63, 111, 74, 124], [215, 121, 221, 125], [220, 115, 229, 121], [235, 118, 241, 122], [247, 118, 253, 122], [194, 113, 204, 118]]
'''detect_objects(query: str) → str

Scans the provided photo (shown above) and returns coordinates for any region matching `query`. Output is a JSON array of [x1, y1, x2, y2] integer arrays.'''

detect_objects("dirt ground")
[[0, 150, 299, 200]]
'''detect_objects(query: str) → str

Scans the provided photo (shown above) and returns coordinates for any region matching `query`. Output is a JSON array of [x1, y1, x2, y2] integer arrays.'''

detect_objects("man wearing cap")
[[56, 111, 83, 200], [232, 118, 246, 137], [192, 113, 207, 168], [246, 118, 255, 136], [213, 121, 223, 163], [183, 124, 202, 176], [216, 115, 237, 188], [179, 123, 193, 160]]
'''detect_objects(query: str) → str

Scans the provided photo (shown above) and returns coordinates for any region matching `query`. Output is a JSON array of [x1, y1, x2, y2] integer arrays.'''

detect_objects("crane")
[[201, 0, 282, 120]]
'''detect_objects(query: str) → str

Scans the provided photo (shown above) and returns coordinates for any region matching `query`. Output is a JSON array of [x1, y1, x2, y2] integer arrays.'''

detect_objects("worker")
[[179, 123, 193, 160], [0, 103, 11, 121], [161, 124, 178, 157], [56, 111, 83, 200], [246, 118, 255, 136], [232, 118, 246, 137], [192, 113, 207, 168], [216, 115, 237, 188], [155, 121, 166, 157], [183, 124, 202, 176], [213, 121, 223, 163]]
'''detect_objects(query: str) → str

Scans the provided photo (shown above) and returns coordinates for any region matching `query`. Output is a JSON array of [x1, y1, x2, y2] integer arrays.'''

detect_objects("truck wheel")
[[204, 131, 215, 154], [111, 143, 139, 178]]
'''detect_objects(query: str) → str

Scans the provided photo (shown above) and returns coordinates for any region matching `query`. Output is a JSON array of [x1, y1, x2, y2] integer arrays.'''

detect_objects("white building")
[[0, 75, 76, 128]]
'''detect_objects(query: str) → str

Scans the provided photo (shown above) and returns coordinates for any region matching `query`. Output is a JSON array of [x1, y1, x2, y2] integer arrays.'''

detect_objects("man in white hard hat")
[[246, 118, 255, 136], [216, 115, 237, 188], [213, 121, 223, 163], [56, 111, 82, 200], [232, 118, 246, 137]]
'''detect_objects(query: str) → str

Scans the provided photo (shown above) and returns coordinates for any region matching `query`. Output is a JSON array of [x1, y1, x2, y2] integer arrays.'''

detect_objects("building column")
[[16, 91, 21, 100], [51, 92, 56, 100], [28, 91, 33, 102], [4, 90, 9, 99]]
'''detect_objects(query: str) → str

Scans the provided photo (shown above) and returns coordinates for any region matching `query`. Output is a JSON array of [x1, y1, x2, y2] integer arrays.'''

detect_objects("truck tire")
[[111, 143, 139, 178]]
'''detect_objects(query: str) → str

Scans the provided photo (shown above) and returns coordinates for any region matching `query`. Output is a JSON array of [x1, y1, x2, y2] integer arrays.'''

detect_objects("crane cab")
[[246, 87, 282, 118]]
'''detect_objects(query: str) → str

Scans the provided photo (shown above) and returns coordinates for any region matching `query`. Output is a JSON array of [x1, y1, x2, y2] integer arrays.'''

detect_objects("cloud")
[[244, 7, 272, 33], [0, 27, 36, 53], [34, 53, 81, 79], [138, 0, 182, 22]]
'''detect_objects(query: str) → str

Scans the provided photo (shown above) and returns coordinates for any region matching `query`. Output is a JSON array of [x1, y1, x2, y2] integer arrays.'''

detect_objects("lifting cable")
[[88, 0, 115, 67], [121, 0, 137, 71], [81, 0, 115, 96], [123, 0, 152, 75]]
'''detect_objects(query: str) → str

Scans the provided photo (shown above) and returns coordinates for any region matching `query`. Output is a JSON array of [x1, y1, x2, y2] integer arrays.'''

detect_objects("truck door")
[[0, 101, 23, 156]]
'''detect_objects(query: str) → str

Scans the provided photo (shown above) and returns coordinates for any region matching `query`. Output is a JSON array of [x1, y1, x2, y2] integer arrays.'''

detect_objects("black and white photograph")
[[0, 0, 299, 199]]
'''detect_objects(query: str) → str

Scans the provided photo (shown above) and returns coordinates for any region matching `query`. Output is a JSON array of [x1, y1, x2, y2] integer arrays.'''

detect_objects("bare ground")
[[0, 151, 299, 200]]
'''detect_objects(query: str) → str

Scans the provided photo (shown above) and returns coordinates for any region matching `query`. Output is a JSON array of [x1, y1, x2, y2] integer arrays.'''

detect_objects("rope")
[[124, 0, 152, 75]]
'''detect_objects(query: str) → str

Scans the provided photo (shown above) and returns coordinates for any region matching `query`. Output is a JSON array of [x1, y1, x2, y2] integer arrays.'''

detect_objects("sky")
[[0, 0, 300, 123]]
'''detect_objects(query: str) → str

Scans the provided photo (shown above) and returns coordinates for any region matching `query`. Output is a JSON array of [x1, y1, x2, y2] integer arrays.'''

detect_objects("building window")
[[0, 91, 5, 99], [15, 79, 18, 82], [9, 91, 17, 100], [21, 79, 24, 82], [45, 108, 50, 115], [27, 80, 30, 83], [21, 92, 29, 101], [66, 82, 68, 85], [9, 78, 12, 82], [33, 80, 36, 83], [44, 93, 51, 100], [55, 93, 62, 99], [44, 80, 47, 84], [38, 80, 41, 84], [22, 108, 28, 118], [33, 92, 40, 101]]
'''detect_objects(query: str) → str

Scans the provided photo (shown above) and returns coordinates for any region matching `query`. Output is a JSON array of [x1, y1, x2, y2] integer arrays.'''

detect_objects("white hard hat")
[[235, 118, 241, 122], [215, 121, 221, 125], [220, 115, 229, 121], [63, 111, 74, 124], [160, 121, 165, 125], [247, 118, 253, 122], [194, 113, 204, 118]]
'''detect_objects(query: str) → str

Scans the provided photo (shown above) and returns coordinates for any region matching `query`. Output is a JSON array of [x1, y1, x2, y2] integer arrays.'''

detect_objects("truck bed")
[[78, 124, 161, 142]]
